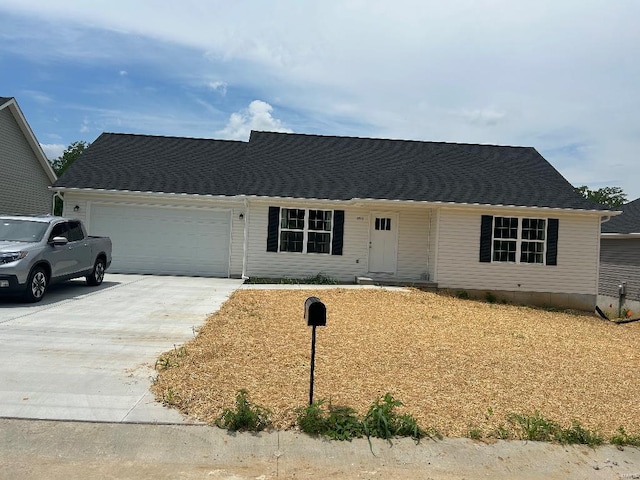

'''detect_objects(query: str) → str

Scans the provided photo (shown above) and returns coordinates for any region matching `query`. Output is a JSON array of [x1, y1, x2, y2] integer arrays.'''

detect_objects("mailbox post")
[[304, 297, 326, 405]]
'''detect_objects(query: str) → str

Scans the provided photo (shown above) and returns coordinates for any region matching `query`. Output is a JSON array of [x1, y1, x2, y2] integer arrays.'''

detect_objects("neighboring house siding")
[[435, 208, 600, 295], [246, 202, 434, 282], [0, 107, 53, 214], [62, 192, 245, 277], [599, 238, 640, 302]]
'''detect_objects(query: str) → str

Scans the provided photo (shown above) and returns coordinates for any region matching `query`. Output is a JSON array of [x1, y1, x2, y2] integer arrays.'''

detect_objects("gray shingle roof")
[[241, 131, 607, 209], [55, 130, 608, 210], [601, 198, 640, 233], [53, 133, 247, 196], [0, 97, 14, 108]]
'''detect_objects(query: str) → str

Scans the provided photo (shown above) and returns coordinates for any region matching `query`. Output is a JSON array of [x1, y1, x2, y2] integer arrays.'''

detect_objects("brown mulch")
[[150, 288, 640, 438]]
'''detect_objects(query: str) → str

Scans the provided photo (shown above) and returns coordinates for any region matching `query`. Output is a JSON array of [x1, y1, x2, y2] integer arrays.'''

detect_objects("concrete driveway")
[[0, 274, 243, 423]]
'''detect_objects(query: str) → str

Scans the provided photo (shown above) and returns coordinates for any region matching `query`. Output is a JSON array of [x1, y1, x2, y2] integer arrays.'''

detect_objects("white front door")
[[369, 213, 398, 274]]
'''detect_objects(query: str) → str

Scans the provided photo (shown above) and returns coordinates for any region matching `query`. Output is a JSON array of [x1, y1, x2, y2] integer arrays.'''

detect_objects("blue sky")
[[1, 0, 639, 199]]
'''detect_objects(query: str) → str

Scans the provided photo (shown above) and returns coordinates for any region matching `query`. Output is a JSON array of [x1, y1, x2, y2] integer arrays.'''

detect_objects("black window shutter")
[[479, 215, 493, 262], [546, 218, 559, 266], [267, 206, 280, 252], [331, 210, 345, 256]]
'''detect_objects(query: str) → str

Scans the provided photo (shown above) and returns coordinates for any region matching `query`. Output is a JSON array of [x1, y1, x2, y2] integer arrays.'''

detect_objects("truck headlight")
[[0, 251, 28, 264]]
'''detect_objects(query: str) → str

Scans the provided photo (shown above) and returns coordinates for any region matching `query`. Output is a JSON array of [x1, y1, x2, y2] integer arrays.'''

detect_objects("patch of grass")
[[362, 393, 433, 444], [485, 292, 497, 303], [303, 272, 340, 285], [506, 412, 603, 446], [507, 411, 559, 442], [296, 400, 363, 441], [456, 290, 470, 299], [154, 345, 187, 371], [246, 273, 339, 285], [610, 427, 640, 446], [468, 427, 483, 440], [215, 390, 271, 432], [162, 386, 180, 406], [557, 421, 603, 447], [296, 395, 437, 444]]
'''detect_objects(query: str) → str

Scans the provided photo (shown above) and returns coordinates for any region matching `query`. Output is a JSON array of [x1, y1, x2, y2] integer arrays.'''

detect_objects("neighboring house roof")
[[601, 198, 640, 234], [0, 96, 57, 183], [53, 132, 247, 196], [54, 130, 608, 211]]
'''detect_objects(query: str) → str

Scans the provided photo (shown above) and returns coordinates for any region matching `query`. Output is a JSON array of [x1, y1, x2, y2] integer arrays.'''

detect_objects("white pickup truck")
[[0, 215, 112, 302]]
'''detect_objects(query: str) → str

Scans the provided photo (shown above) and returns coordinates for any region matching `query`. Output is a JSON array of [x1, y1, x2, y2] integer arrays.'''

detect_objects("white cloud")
[[456, 108, 507, 127], [217, 100, 292, 141], [119, 70, 127, 76], [40, 143, 65, 160], [208, 81, 227, 96], [2, 0, 640, 196]]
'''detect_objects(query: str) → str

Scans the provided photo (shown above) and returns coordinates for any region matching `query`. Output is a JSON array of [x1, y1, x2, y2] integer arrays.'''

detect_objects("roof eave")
[[1, 99, 57, 183], [601, 232, 640, 238], [50, 186, 244, 201]]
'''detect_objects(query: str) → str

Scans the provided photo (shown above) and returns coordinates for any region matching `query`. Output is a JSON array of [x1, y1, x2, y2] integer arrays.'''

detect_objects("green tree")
[[51, 140, 90, 215], [50, 140, 90, 176], [575, 185, 627, 208]]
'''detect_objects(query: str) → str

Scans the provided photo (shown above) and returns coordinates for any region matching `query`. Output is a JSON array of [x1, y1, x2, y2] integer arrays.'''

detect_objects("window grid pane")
[[494, 217, 518, 239], [281, 208, 305, 230], [522, 218, 545, 241], [307, 232, 330, 254], [493, 240, 517, 262], [520, 241, 544, 264], [308, 210, 332, 231], [280, 231, 303, 252]]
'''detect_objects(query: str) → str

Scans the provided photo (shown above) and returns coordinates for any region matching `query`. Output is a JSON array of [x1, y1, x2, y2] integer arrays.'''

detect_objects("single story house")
[[599, 198, 640, 314], [52, 130, 614, 310], [0, 96, 57, 214]]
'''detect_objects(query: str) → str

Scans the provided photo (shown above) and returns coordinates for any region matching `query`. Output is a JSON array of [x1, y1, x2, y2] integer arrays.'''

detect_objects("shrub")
[[215, 390, 271, 432]]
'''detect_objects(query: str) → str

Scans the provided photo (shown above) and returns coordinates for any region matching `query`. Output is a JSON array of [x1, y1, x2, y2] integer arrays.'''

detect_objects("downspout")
[[241, 198, 249, 280], [595, 215, 612, 309]]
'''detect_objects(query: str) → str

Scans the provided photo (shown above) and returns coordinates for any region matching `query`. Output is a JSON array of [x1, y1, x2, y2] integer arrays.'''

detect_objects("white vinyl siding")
[[247, 202, 434, 282], [396, 209, 432, 280], [247, 202, 368, 281], [436, 209, 600, 295], [0, 107, 53, 215], [62, 192, 245, 277]]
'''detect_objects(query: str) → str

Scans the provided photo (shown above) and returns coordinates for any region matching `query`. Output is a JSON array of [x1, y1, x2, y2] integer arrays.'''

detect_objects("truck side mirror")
[[50, 236, 69, 246]]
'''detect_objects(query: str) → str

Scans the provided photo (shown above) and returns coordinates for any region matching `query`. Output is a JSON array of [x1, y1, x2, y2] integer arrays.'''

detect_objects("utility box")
[[305, 297, 326, 327]]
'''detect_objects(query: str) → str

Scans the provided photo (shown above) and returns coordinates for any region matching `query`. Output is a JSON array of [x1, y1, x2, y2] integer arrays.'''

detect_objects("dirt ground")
[[151, 288, 640, 439]]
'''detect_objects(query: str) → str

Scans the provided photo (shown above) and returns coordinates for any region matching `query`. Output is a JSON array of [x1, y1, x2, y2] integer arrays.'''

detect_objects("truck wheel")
[[86, 258, 105, 286], [24, 267, 47, 303]]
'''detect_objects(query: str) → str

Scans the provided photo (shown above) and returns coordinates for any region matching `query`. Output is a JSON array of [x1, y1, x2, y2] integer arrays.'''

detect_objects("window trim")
[[482, 215, 554, 265], [278, 207, 334, 255]]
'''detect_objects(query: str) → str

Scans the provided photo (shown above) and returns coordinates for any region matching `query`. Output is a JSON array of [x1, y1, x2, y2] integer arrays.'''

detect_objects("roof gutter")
[[49, 187, 621, 216]]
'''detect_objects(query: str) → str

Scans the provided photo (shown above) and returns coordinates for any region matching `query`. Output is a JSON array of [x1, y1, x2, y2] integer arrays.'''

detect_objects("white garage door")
[[89, 204, 231, 277]]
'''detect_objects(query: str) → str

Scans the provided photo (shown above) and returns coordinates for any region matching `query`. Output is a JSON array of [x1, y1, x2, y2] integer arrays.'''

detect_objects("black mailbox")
[[304, 297, 326, 327]]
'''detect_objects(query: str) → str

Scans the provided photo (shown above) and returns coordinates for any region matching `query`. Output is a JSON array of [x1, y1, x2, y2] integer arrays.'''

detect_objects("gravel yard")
[[151, 289, 640, 438]]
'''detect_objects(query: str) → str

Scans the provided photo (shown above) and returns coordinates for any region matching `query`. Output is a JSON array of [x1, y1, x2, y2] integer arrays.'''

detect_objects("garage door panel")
[[89, 204, 230, 277]]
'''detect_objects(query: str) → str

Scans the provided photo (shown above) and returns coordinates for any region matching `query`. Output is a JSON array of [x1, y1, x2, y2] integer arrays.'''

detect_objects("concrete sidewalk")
[[2, 418, 640, 480]]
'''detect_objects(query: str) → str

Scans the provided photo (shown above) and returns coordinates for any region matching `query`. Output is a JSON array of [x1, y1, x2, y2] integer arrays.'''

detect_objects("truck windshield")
[[0, 220, 49, 242]]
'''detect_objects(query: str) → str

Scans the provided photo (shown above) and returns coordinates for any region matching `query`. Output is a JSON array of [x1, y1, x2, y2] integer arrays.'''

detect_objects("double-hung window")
[[480, 215, 558, 265], [267, 206, 344, 255]]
